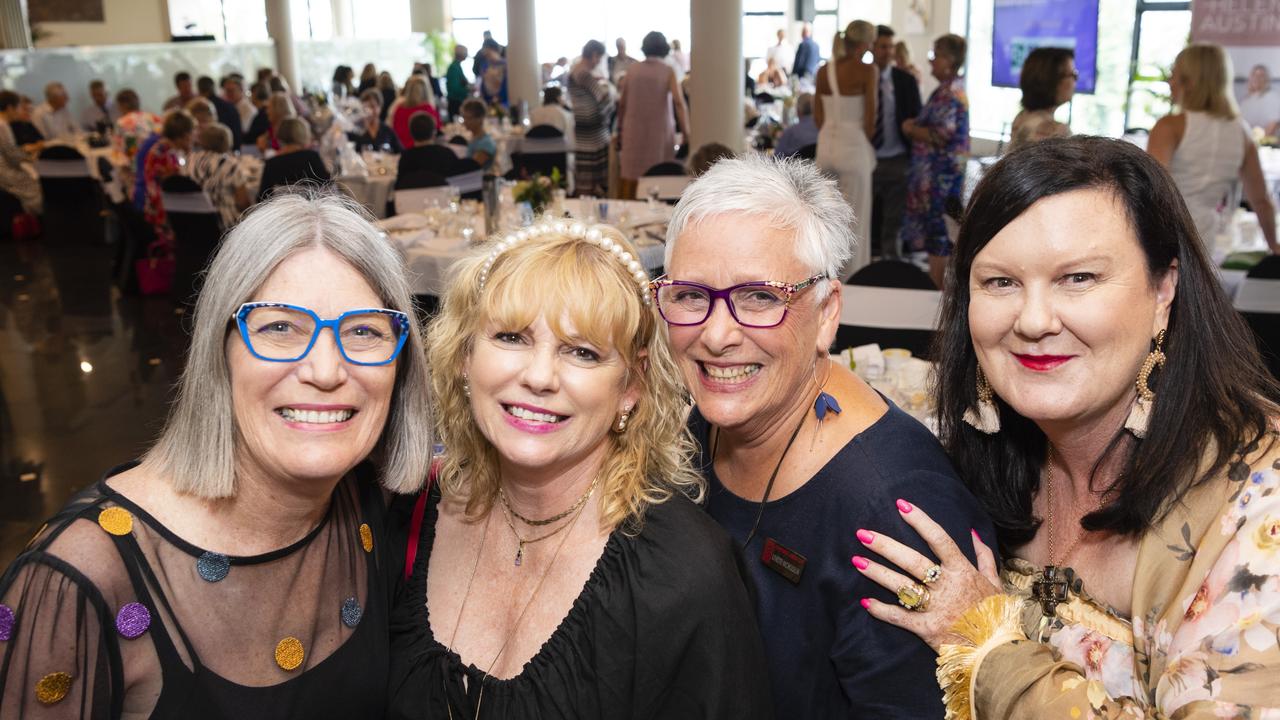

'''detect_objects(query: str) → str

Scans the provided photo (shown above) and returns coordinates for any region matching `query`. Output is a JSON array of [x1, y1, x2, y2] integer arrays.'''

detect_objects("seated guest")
[[391, 76, 441, 150], [1006, 47, 1074, 153], [254, 91, 296, 154], [222, 75, 256, 133], [10, 95, 43, 148], [0, 90, 42, 213], [377, 72, 397, 123], [187, 123, 253, 228], [347, 88, 402, 153], [185, 97, 217, 134], [197, 75, 244, 148], [357, 63, 378, 95], [80, 79, 118, 133], [657, 153, 992, 719], [388, 217, 771, 718], [773, 92, 818, 158], [396, 112, 456, 183], [459, 98, 496, 172], [687, 142, 733, 176], [33, 82, 77, 141], [142, 110, 196, 243], [242, 82, 272, 147], [257, 117, 331, 202], [756, 56, 788, 88], [332, 65, 355, 100], [163, 71, 197, 111], [529, 86, 573, 144], [114, 89, 161, 163], [0, 190, 433, 718]]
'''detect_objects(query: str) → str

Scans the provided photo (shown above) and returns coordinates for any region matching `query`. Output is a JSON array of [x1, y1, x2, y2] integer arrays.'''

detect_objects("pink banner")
[[1191, 0, 1280, 46]]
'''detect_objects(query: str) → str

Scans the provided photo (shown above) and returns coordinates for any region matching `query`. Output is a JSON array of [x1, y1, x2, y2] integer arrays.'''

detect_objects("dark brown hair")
[[1019, 47, 1074, 111]]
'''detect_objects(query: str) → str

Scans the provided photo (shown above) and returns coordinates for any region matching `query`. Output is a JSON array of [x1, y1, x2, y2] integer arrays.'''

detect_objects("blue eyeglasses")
[[233, 302, 410, 366]]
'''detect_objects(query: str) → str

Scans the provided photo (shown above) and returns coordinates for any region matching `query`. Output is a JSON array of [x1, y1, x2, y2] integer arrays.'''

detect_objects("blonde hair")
[[1174, 43, 1239, 120], [427, 225, 703, 532], [144, 190, 434, 498], [404, 75, 435, 108]]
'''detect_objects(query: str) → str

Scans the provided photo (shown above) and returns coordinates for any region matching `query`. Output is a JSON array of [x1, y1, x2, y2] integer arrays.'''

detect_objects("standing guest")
[[870, 24, 922, 260], [529, 86, 573, 143], [895, 42, 923, 84], [816, 20, 878, 278], [113, 89, 162, 163], [255, 91, 296, 154], [445, 45, 471, 120], [792, 23, 822, 86], [391, 76, 441, 150], [142, 110, 196, 244], [356, 63, 378, 95], [10, 96, 44, 148], [332, 66, 356, 100], [0, 91, 42, 214], [163, 71, 197, 112], [187, 123, 253, 228], [197, 75, 244, 148], [33, 82, 77, 141], [257, 118, 331, 202], [670, 38, 690, 73], [901, 33, 970, 288], [1148, 43, 1278, 254], [388, 218, 771, 719], [609, 36, 637, 84], [478, 49, 508, 108], [658, 153, 992, 719], [1007, 47, 1075, 152], [617, 31, 690, 200], [858, 135, 1280, 720], [80, 79, 118, 133], [767, 28, 795, 75], [773, 93, 818, 158], [376, 72, 398, 123], [568, 40, 615, 197], [1240, 64, 1279, 136], [222, 76, 255, 134], [0, 190, 432, 719], [459, 98, 496, 172], [347, 89, 402, 153], [396, 113, 456, 183]]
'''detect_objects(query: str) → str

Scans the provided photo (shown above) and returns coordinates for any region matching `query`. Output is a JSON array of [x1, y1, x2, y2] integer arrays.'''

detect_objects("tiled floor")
[[0, 236, 187, 569]]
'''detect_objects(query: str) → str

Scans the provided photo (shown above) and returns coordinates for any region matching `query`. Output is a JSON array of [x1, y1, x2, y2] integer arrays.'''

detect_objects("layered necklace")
[[498, 476, 599, 567]]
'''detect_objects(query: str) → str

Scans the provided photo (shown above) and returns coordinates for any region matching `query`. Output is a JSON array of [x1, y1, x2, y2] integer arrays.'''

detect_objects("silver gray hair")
[[665, 153, 854, 299], [144, 189, 434, 498]]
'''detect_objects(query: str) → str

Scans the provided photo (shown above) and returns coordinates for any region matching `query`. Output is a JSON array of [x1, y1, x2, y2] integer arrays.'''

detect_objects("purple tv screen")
[[992, 0, 1099, 94]]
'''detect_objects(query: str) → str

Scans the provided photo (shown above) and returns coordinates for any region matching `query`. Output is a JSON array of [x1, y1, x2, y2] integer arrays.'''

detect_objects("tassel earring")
[[963, 366, 1000, 434], [1125, 329, 1166, 438]]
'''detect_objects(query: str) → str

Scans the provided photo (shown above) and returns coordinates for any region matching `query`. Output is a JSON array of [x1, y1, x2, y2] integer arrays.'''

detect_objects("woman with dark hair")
[[617, 31, 690, 199], [332, 65, 356, 100], [348, 88, 402, 153], [357, 63, 378, 95], [1007, 47, 1074, 152], [851, 136, 1280, 717], [567, 39, 615, 197]]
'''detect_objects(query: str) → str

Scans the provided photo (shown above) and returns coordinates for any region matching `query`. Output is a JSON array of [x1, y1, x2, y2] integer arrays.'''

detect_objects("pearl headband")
[[477, 218, 652, 306]]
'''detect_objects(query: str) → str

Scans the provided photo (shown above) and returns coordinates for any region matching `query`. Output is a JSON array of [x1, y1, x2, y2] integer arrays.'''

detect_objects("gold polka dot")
[[35, 672, 72, 705], [1070, 707, 1081, 719], [275, 637, 304, 671], [358, 523, 373, 553], [97, 508, 133, 536]]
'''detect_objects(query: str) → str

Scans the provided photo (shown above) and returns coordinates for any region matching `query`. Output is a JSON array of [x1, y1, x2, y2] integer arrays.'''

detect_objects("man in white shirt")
[[529, 86, 575, 147], [1240, 64, 1280, 136], [869, 25, 922, 260], [80, 79, 118, 132], [33, 82, 77, 141], [766, 28, 794, 75], [222, 76, 256, 134]]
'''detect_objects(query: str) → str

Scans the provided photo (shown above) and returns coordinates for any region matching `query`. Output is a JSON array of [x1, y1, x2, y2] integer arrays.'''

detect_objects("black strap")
[[711, 407, 809, 550]]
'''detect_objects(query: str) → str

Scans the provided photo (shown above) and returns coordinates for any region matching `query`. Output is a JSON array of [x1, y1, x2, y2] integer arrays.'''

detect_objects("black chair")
[[511, 125, 568, 180], [447, 159, 484, 201], [795, 143, 818, 161], [37, 146, 112, 315], [833, 260, 941, 359], [0, 189, 23, 242], [641, 161, 686, 176], [161, 175, 222, 309], [395, 171, 449, 191], [1237, 256, 1280, 380], [447, 135, 468, 146]]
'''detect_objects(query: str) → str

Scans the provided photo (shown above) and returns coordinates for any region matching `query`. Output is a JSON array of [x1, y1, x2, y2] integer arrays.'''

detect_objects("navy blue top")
[[691, 400, 995, 720]]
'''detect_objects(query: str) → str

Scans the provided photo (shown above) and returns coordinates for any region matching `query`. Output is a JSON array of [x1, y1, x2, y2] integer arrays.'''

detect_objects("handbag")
[[135, 239, 174, 296]]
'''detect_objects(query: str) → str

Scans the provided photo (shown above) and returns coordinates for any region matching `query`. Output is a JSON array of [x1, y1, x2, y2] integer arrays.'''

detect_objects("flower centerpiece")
[[512, 168, 563, 215]]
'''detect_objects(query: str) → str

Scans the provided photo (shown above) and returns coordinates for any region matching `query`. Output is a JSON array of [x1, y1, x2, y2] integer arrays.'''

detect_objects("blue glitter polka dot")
[[196, 552, 230, 582], [340, 597, 362, 628]]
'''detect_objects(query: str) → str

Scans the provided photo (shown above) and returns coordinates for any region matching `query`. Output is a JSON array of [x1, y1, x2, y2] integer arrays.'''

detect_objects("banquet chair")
[[642, 162, 685, 176], [833, 260, 941, 360], [795, 143, 818, 161], [161, 175, 222, 309], [448, 159, 484, 200], [511, 125, 569, 180], [394, 185, 456, 216], [1236, 256, 1280, 380]]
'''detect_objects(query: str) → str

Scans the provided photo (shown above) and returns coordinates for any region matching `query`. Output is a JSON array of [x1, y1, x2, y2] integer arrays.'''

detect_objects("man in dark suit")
[[197, 75, 244, 149], [791, 23, 821, 85], [870, 25, 922, 260]]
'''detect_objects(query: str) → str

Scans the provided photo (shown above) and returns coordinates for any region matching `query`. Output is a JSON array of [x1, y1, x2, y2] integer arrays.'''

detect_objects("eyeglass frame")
[[232, 301, 411, 367], [649, 274, 829, 329]]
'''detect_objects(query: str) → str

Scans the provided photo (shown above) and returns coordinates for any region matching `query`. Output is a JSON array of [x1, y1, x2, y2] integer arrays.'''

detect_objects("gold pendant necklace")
[[499, 476, 599, 566], [1031, 444, 1102, 616]]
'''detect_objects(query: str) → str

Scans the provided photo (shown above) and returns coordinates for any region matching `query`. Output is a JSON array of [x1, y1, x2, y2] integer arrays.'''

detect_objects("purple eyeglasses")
[[649, 274, 828, 328]]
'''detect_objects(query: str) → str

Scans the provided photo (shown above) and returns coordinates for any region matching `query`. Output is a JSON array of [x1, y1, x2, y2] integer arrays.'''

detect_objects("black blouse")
[[387, 488, 773, 720], [0, 462, 392, 719]]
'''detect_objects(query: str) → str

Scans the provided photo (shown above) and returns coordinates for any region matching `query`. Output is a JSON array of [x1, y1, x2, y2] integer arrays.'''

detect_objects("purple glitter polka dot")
[[196, 552, 230, 582], [0, 604, 14, 642], [340, 597, 362, 628], [115, 603, 150, 639]]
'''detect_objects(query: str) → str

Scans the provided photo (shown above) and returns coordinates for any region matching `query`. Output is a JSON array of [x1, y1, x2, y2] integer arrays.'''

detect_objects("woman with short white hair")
[[0, 191, 433, 718], [657, 153, 992, 719]]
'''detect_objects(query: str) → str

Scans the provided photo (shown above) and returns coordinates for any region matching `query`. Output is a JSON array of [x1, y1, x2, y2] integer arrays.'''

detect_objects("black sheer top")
[[0, 462, 392, 719], [387, 487, 773, 720]]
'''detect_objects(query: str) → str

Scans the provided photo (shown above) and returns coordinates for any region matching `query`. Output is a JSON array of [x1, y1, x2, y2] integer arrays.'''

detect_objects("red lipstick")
[[1013, 354, 1073, 372]]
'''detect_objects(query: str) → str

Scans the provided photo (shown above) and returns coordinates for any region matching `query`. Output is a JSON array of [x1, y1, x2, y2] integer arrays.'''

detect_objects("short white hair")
[[665, 154, 854, 298]]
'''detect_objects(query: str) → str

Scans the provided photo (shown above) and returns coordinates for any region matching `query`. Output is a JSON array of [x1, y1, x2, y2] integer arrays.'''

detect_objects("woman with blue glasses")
[[0, 190, 433, 719]]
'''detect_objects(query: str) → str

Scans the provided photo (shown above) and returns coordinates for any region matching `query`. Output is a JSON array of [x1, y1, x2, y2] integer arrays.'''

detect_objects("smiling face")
[[227, 247, 398, 488], [465, 313, 639, 480], [967, 189, 1176, 431], [665, 213, 840, 437]]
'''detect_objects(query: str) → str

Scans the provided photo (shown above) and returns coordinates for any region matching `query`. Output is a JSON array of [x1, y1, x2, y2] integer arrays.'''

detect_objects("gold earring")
[[963, 365, 1000, 434], [1125, 329, 1166, 438]]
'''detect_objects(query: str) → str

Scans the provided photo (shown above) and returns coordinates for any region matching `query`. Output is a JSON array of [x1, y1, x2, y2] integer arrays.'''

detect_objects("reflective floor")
[[0, 236, 188, 569]]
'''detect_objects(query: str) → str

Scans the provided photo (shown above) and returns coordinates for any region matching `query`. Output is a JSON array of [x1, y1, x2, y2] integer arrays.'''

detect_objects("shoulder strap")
[[402, 463, 438, 581]]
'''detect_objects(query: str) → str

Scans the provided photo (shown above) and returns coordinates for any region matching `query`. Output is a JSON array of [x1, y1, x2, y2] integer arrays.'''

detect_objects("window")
[[1125, 2, 1191, 131]]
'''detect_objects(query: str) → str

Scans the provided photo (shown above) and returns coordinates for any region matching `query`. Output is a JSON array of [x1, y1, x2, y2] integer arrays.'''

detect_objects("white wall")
[[33, 0, 169, 47]]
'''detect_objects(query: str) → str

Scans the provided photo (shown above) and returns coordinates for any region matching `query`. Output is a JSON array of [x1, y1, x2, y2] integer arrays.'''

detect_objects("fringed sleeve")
[[935, 593, 1027, 720]]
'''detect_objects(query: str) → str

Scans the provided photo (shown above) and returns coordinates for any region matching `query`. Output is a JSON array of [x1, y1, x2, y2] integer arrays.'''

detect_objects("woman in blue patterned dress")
[[901, 34, 969, 288]]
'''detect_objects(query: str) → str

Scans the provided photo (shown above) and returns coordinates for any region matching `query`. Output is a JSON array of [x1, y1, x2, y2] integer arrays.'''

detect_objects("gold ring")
[[897, 583, 930, 612], [922, 564, 942, 585]]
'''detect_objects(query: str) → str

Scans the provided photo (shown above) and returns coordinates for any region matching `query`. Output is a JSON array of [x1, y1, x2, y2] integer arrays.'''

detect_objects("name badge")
[[761, 537, 806, 584]]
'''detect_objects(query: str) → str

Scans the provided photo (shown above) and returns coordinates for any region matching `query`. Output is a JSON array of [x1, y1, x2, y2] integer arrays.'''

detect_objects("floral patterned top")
[[940, 432, 1280, 719], [901, 79, 969, 258], [142, 139, 182, 245], [113, 111, 162, 163]]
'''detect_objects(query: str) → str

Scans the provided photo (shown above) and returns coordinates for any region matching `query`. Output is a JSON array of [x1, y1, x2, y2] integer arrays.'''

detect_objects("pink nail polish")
[[852, 555, 869, 570], [860, 598, 872, 610], [856, 529, 875, 544], [896, 499, 913, 513], [971, 528, 981, 541]]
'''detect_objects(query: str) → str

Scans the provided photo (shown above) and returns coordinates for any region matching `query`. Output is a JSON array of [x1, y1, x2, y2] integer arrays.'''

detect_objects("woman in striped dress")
[[567, 40, 615, 197]]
